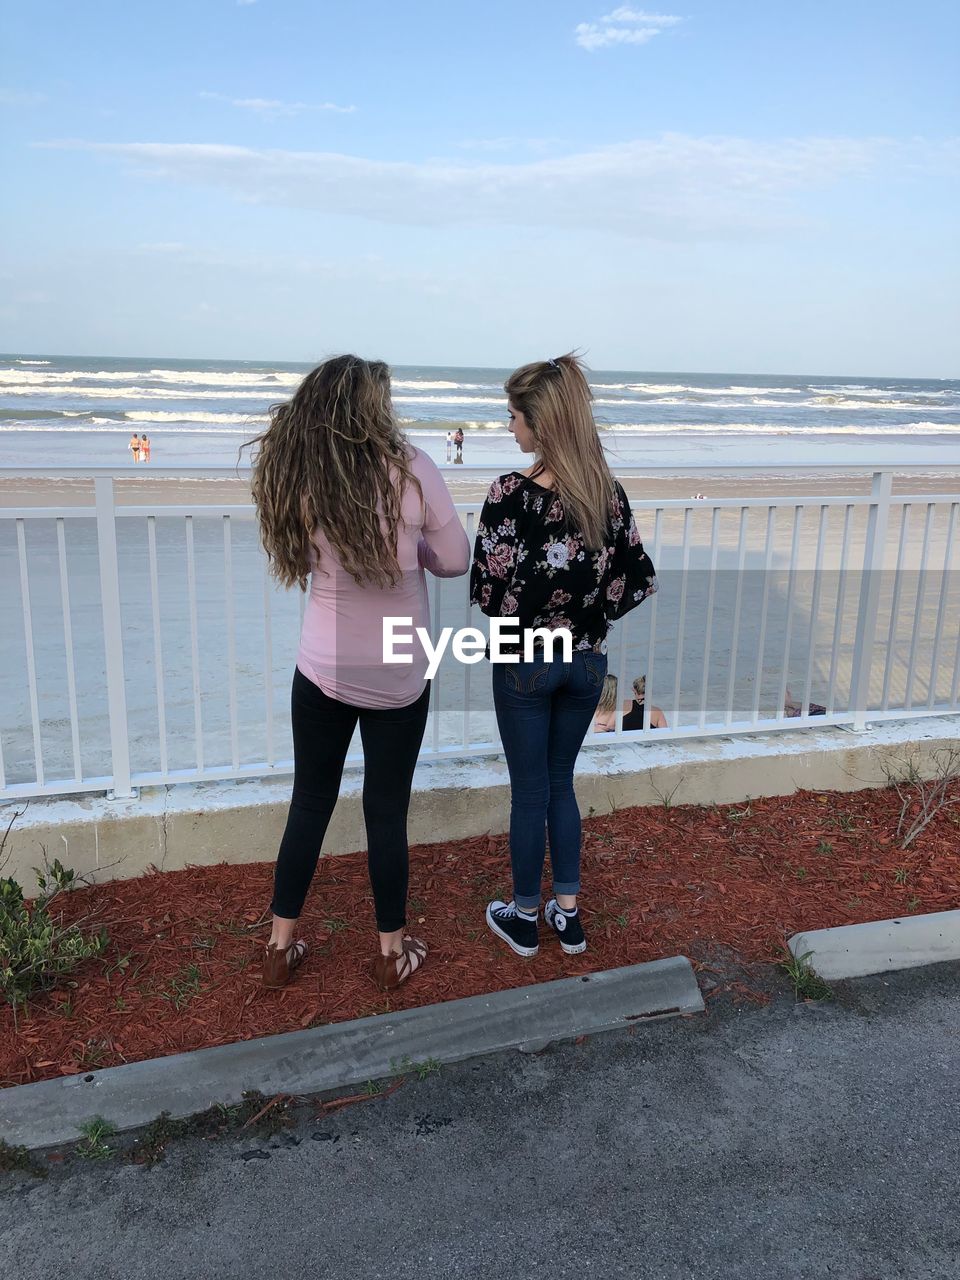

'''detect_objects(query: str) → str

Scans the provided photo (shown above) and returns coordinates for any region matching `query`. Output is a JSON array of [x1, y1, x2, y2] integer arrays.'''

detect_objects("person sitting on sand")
[[593, 674, 620, 733], [128, 432, 141, 463], [454, 426, 464, 463], [622, 675, 668, 729], [783, 686, 826, 718]]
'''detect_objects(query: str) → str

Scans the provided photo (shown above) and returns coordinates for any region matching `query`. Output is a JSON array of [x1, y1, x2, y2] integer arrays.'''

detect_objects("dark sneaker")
[[545, 899, 587, 955], [485, 900, 539, 957]]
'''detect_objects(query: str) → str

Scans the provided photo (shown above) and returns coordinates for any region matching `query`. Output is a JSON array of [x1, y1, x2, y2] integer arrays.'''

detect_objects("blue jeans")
[[492, 650, 607, 911]]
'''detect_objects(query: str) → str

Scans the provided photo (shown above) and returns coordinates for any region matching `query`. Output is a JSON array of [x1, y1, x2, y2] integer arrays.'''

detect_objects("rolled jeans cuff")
[[551, 880, 580, 898], [514, 892, 542, 913]]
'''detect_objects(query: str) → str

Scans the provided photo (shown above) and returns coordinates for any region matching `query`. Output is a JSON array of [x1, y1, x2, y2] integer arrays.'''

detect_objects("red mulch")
[[3, 786, 958, 1088]]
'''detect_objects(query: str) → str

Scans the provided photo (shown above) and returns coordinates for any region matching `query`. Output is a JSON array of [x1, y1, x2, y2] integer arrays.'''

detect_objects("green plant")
[[779, 948, 832, 1001], [816, 839, 834, 855], [160, 964, 202, 1010], [836, 814, 855, 832], [649, 774, 684, 811], [80, 1038, 110, 1069], [101, 949, 132, 979], [76, 1116, 117, 1160], [132, 1112, 190, 1165], [0, 1138, 46, 1179], [0, 846, 109, 1009], [794, 867, 807, 881], [907, 895, 921, 911], [362, 1079, 385, 1096], [893, 867, 908, 885], [727, 805, 752, 822], [390, 1055, 441, 1080]]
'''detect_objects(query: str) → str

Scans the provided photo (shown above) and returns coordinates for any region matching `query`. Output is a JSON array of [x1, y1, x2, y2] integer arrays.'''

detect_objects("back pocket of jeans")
[[581, 653, 606, 688]]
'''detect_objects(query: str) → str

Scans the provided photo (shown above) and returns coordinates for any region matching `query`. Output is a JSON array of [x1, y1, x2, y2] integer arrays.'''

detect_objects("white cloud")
[[41, 133, 960, 243], [576, 7, 681, 51], [602, 7, 681, 22], [199, 91, 356, 117]]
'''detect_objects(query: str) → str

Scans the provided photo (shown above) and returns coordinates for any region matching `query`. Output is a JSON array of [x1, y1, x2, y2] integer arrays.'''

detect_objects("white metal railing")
[[1, 463, 958, 801]]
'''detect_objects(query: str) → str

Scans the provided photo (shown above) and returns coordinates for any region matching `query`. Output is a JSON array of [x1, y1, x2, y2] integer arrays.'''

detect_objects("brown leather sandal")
[[371, 936, 428, 992], [262, 939, 308, 990]]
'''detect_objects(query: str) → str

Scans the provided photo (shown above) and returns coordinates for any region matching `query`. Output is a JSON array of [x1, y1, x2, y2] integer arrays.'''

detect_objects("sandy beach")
[[2, 466, 958, 508]]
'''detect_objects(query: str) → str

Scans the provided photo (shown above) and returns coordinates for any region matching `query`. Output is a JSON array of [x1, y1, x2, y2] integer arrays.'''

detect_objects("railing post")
[[94, 477, 135, 799], [849, 470, 892, 731]]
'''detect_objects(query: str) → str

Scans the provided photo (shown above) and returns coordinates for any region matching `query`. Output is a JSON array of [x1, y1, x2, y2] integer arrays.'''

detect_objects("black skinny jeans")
[[270, 667, 430, 932]]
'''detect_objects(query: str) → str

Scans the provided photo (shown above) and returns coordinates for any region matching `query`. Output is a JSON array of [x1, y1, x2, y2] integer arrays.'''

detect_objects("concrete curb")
[[0, 955, 703, 1151], [788, 909, 960, 981]]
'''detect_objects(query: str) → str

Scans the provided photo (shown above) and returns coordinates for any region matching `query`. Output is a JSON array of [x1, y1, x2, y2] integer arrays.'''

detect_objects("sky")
[[1, 0, 958, 374]]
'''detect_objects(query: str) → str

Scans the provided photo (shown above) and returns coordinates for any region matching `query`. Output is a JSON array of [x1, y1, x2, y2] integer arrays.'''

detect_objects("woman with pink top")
[[250, 355, 470, 992]]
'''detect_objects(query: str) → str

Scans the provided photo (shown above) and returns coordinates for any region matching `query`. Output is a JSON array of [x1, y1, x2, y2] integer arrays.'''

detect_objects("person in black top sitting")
[[470, 353, 657, 959], [621, 674, 668, 729]]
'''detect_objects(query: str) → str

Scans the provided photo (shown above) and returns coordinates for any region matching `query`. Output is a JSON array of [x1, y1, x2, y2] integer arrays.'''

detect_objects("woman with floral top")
[[470, 354, 657, 958]]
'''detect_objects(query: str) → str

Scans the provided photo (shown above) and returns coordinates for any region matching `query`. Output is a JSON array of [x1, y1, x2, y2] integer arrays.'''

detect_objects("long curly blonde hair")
[[504, 352, 615, 551], [248, 355, 423, 590]]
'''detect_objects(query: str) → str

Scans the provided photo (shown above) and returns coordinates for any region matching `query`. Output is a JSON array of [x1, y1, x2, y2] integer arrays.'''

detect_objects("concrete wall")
[[3, 716, 958, 892]]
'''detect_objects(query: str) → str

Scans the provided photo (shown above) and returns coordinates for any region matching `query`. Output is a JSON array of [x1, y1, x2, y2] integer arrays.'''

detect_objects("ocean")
[[1, 354, 959, 472]]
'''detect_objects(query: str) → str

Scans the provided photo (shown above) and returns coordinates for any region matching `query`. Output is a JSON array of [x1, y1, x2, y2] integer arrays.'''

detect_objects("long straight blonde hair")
[[248, 354, 422, 590], [504, 353, 615, 550]]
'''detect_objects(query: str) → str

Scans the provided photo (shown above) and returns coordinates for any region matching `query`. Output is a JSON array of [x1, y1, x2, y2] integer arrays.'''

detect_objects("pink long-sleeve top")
[[296, 447, 470, 708]]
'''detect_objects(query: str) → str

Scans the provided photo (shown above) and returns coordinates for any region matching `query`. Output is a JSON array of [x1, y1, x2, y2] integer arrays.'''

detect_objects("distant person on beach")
[[128, 432, 141, 463], [622, 675, 668, 729], [445, 430, 453, 462], [140, 434, 151, 463], [471, 353, 657, 959], [454, 426, 464, 463], [249, 355, 470, 993]]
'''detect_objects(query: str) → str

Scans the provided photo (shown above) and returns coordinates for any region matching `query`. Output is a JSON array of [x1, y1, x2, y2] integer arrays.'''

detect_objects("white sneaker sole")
[[555, 937, 587, 955], [545, 904, 588, 955], [485, 905, 539, 958]]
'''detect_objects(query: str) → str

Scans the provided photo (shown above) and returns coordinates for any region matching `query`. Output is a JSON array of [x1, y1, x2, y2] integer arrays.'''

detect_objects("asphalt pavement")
[[2, 961, 958, 1280]]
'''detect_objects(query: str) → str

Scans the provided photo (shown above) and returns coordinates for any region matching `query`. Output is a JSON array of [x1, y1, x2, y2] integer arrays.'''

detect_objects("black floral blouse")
[[470, 472, 658, 654]]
